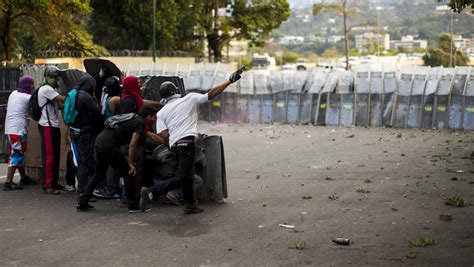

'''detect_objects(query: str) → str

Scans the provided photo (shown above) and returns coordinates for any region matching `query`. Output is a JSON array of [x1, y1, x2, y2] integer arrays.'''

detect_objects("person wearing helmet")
[[150, 68, 243, 213], [37, 66, 66, 195]]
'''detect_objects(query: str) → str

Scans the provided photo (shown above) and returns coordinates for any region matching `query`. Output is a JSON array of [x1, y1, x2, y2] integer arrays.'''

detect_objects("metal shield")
[[462, 68, 474, 130], [434, 68, 455, 129], [422, 67, 441, 129], [448, 67, 469, 129], [407, 66, 429, 128]]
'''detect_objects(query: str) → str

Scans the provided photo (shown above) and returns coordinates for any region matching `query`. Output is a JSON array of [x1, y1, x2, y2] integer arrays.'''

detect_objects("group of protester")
[[3, 64, 243, 214]]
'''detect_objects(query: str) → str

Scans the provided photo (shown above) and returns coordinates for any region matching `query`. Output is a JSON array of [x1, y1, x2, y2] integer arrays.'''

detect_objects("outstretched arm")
[[207, 67, 244, 100]]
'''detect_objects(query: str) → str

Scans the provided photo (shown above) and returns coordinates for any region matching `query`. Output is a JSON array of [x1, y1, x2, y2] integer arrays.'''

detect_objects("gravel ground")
[[0, 122, 473, 266]]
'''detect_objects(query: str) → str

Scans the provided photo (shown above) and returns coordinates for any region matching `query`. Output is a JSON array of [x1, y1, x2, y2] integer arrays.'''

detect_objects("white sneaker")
[[64, 185, 76, 192]]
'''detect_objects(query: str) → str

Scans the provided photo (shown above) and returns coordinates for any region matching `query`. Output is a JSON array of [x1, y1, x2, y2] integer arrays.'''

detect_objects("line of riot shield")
[[236, 71, 254, 123], [393, 66, 414, 128], [140, 75, 186, 102], [354, 65, 370, 127], [434, 68, 455, 129], [407, 66, 429, 128], [422, 67, 441, 129], [324, 71, 341, 126], [312, 70, 330, 125], [382, 64, 397, 127], [252, 70, 271, 124], [369, 69, 383, 127], [269, 70, 287, 124], [299, 68, 323, 124], [448, 67, 469, 130], [463, 67, 474, 130], [287, 70, 307, 124], [209, 65, 231, 122], [338, 70, 354, 127]]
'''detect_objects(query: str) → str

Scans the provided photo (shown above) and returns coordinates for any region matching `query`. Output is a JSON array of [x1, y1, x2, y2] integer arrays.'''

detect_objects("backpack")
[[63, 89, 80, 125], [29, 87, 50, 122], [104, 113, 137, 129]]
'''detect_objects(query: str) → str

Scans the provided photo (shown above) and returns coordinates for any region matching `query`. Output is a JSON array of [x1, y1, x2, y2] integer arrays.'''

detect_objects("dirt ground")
[[0, 123, 473, 266]]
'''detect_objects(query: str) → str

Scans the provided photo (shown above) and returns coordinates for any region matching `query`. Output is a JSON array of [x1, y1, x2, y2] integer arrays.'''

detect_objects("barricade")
[[448, 67, 469, 129], [434, 68, 455, 129], [462, 68, 474, 130], [407, 66, 429, 128]]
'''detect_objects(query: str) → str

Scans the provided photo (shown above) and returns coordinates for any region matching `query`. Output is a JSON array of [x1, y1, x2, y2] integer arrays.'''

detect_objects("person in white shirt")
[[3, 75, 36, 190], [37, 66, 66, 195], [146, 68, 243, 213]]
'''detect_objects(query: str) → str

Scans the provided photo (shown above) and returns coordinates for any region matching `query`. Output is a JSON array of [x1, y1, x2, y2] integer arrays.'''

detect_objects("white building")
[[390, 35, 428, 51], [279, 36, 305, 45], [355, 32, 390, 52]]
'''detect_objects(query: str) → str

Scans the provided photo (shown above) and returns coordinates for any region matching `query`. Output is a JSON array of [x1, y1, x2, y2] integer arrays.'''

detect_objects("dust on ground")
[[0, 123, 473, 266]]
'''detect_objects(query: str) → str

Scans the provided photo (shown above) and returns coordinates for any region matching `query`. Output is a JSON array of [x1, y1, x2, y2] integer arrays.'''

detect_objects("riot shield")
[[209, 65, 231, 122], [309, 69, 329, 125], [393, 66, 413, 128], [407, 66, 429, 128], [463, 68, 474, 130], [221, 92, 238, 123], [186, 63, 203, 92], [338, 71, 354, 127], [201, 63, 218, 92], [434, 68, 455, 129], [299, 69, 317, 124], [369, 69, 383, 127], [287, 71, 306, 124], [422, 67, 441, 129], [58, 69, 89, 95], [269, 71, 286, 124], [253, 70, 270, 124], [324, 71, 341, 126], [354, 65, 370, 126], [194, 134, 227, 201], [382, 65, 397, 126], [448, 67, 468, 129], [237, 72, 254, 123]]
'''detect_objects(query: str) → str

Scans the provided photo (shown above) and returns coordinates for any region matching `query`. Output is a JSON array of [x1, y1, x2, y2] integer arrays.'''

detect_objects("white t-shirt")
[[156, 93, 208, 147], [37, 84, 60, 128], [4, 90, 31, 135]]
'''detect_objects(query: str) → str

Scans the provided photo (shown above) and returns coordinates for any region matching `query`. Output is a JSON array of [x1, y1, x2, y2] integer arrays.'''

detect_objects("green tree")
[[199, 0, 290, 62], [0, 0, 106, 62], [313, 0, 369, 70], [447, 0, 473, 14], [423, 33, 469, 67], [322, 48, 340, 58]]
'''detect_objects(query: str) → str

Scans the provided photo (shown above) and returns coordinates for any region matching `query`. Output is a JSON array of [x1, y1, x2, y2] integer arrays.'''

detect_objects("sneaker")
[[76, 203, 95, 212], [158, 196, 172, 204], [64, 185, 76, 192], [43, 188, 60, 195], [3, 182, 23, 191], [128, 207, 150, 213], [93, 189, 112, 199], [89, 197, 97, 203], [19, 176, 37, 186], [165, 191, 185, 206], [183, 203, 204, 214], [139, 187, 153, 211]]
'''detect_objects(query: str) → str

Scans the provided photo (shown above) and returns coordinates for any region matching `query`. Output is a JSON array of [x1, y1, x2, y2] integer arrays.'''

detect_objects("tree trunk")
[[2, 13, 13, 62], [207, 33, 222, 62], [343, 1, 349, 70]]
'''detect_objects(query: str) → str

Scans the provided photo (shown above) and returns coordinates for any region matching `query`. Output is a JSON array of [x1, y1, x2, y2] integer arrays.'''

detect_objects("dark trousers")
[[38, 125, 60, 189], [65, 150, 77, 187], [79, 148, 137, 209], [70, 131, 95, 194], [171, 136, 195, 205]]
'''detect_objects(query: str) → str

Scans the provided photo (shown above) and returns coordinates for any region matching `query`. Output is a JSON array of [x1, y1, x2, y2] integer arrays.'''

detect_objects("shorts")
[[7, 134, 28, 167]]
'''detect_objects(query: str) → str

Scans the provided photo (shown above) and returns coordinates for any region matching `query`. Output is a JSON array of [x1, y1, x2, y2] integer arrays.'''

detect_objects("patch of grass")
[[416, 181, 422, 187], [444, 196, 465, 207], [408, 237, 436, 248], [356, 188, 370, 194], [290, 240, 306, 250]]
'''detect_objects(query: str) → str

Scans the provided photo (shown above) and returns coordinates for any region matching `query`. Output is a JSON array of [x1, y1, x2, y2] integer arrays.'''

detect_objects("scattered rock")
[[345, 134, 355, 138], [325, 177, 333, 181], [256, 175, 261, 179], [290, 240, 306, 250], [356, 189, 370, 194], [450, 177, 458, 181], [396, 133, 402, 138], [439, 214, 453, 221], [364, 179, 372, 183], [406, 252, 417, 259], [302, 196, 312, 200]]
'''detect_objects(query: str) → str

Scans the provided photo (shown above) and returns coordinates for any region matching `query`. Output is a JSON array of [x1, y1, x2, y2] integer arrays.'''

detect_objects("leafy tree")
[[447, 0, 474, 14], [322, 48, 340, 58], [422, 33, 469, 67], [0, 0, 106, 62], [313, 0, 369, 70], [198, 0, 290, 62]]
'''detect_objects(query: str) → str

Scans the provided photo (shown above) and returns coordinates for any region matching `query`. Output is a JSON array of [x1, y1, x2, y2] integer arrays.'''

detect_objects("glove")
[[229, 67, 244, 83]]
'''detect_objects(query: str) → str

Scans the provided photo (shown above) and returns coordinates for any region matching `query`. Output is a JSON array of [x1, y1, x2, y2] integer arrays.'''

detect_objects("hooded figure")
[[117, 76, 143, 114], [17, 75, 35, 94], [75, 75, 96, 95]]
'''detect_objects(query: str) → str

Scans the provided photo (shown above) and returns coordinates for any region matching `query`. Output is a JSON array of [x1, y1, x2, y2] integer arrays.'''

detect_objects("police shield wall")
[[448, 67, 469, 130], [354, 65, 370, 126], [407, 66, 429, 128], [422, 67, 441, 129], [434, 68, 455, 129]]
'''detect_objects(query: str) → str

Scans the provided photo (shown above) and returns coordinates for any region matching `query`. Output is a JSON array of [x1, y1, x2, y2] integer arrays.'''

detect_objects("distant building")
[[227, 40, 248, 59], [355, 32, 390, 52], [279, 36, 305, 45], [390, 35, 427, 51], [452, 34, 471, 53], [327, 35, 344, 44]]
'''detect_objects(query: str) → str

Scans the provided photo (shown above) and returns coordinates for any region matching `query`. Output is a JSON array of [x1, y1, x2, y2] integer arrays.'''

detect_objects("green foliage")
[[408, 237, 436, 248], [448, 0, 474, 14], [282, 51, 299, 64], [322, 48, 340, 58], [443, 196, 465, 207], [423, 33, 469, 67]]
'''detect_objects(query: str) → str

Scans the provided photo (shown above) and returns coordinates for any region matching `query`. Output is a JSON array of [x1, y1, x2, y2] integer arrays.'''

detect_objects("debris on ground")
[[406, 252, 417, 259], [396, 133, 402, 138], [408, 237, 436, 247], [328, 195, 339, 200], [302, 196, 312, 200], [325, 177, 333, 181], [279, 223, 295, 229], [345, 134, 355, 138], [356, 188, 370, 194], [256, 175, 261, 179], [439, 214, 453, 221], [450, 177, 458, 181], [290, 240, 306, 250], [443, 196, 465, 207], [332, 238, 350, 245]]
